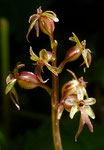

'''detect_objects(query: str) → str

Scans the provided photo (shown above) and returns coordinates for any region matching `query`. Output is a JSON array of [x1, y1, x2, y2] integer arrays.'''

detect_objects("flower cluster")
[[5, 6, 96, 144], [58, 70, 96, 141]]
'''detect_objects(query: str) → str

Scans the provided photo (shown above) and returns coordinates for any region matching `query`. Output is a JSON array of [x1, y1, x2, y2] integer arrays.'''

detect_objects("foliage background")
[[0, 0, 104, 149]]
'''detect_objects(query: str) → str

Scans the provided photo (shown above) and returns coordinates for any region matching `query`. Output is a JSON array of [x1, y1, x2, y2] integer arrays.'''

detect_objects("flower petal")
[[42, 11, 59, 22], [30, 46, 39, 61], [82, 49, 89, 68], [10, 87, 20, 110], [85, 98, 96, 106], [39, 49, 52, 63], [26, 16, 39, 42], [70, 105, 79, 119], [5, 78, 17, 94], [84, 106, 95, 119], [75, 108, 93, 141], [45, 63, 58, 76], [69, 33, 82, 49], [77, 87, 84, 100]]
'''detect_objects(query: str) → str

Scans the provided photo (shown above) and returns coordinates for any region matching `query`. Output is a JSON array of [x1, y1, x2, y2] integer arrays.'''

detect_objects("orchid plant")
[[5, 6, 96, 150]]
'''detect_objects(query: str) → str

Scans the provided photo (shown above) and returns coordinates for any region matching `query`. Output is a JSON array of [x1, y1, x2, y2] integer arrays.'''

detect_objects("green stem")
[[51, 40, 63, 150]]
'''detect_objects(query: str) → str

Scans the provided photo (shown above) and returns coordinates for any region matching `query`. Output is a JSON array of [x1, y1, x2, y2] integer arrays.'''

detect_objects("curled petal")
[[39, 49, 52, 63], [30, 46, 39, 61], [42, 11, 59, 22], [26, 16, 40, 42], [84, 106, 95, 119], [35, 65, 49, 83], [75, 108, 93, 141]]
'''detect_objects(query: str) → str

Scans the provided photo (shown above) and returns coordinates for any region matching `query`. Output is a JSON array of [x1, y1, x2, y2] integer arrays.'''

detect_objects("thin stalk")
[[51, 40, 63, 150], [0, 18, 10, 137]]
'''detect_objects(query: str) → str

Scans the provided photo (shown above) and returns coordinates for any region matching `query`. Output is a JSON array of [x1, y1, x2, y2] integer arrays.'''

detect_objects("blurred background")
[[0, 0, 104, 149]]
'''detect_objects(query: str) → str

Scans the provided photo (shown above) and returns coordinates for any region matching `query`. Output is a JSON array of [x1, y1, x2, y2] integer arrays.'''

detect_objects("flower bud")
[[17, 71, 41, 89], [65, 46, 82, 62], [39, 16, 55, 38]]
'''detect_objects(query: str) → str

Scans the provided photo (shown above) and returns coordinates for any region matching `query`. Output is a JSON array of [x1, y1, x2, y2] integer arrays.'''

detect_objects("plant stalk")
[[51, 40, 63, 150]]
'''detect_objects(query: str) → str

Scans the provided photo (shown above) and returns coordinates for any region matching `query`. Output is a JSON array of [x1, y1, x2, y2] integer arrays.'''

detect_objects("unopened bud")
[[17, 71, 40, 89]]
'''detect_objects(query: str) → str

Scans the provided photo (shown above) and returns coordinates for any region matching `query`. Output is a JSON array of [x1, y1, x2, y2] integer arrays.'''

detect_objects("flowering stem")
[[51, 40, 63, 150]]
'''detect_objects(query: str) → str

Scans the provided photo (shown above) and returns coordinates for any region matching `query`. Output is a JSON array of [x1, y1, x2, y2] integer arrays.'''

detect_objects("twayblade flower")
[[68, 32, 92, 72], [30, 46, 58, 82], [61, 69, 88, 101], [58, 69, 96, 141], [5, 63, 41, 109], [26, 6, 59, 48]]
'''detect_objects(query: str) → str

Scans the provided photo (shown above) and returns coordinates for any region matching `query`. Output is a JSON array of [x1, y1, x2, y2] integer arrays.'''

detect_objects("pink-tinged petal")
[[70, 105, 79, 119], [64, 95, 78, 112], [75, 108, 93, 141], [85, 98, 96, 106], [6, 74, 15, 84], [84, 106, 95, 119], [34, 21, 39, 37], [87, 51, 92, 67], [35, 65, 49, 83], [26, 16, 40, 42]]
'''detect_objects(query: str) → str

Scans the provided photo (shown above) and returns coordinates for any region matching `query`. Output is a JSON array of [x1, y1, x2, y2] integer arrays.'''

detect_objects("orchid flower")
[[30, 46, 58, 83], [5, 63, 41, 109], [69, 32, 92, 72], [26, 6, 59, 48]]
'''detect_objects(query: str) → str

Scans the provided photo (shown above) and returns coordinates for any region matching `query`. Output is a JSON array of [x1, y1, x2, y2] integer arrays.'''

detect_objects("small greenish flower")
[[30, 46, 58, 82], [69, 32, 92, 72], [5, 63, 41, 109], [26, 6, 59, 48]]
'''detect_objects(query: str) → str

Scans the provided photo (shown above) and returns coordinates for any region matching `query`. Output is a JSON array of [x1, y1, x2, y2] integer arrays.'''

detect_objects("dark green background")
[[0, 0, 104, 149]]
